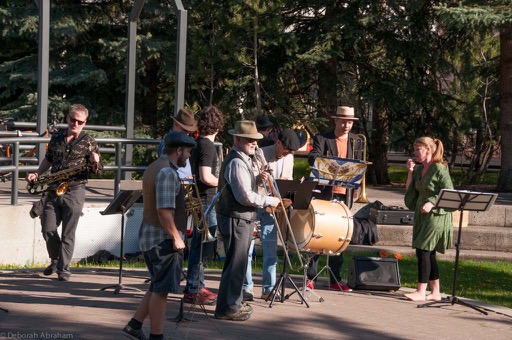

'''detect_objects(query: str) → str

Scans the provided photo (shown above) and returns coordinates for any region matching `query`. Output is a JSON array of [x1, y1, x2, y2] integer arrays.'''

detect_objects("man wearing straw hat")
[[306, 106, 362, 292], [214, 120, 280, 321]]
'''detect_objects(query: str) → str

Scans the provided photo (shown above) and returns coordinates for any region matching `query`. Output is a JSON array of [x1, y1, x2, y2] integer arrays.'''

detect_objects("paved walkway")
[[0, 268, 511, 340]]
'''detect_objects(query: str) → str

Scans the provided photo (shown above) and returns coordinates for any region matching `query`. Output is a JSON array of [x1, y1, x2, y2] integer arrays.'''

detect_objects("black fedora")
[[255, 114, 274, 130]]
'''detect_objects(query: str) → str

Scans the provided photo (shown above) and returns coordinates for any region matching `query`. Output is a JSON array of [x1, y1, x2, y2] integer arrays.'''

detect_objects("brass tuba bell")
[[352, 133, 369, 203]]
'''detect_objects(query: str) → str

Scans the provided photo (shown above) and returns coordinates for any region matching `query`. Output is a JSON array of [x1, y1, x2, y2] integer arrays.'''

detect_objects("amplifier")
[[348, 256, 401, 291]]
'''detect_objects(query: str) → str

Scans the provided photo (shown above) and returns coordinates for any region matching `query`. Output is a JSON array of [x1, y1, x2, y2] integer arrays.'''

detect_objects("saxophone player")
[[25, 104, 102, 282]]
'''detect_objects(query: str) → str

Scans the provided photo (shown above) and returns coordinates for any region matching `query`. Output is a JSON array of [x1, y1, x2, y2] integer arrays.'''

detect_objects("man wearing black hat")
[[122, 132, 196, 340], [253, 129, 301, 300], [255, 114, 276, 147]]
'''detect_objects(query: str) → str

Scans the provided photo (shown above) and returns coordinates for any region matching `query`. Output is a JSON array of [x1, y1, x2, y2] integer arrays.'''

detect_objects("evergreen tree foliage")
[[0, 0, 511, 190]]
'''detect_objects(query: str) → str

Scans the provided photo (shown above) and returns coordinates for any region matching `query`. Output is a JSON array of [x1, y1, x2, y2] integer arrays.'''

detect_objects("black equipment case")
[[370, 207, 415, 225]]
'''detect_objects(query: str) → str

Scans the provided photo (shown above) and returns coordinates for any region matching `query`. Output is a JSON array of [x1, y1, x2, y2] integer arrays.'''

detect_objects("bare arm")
[[157, 208, 185, 251], [199, 166, 218, 187], [25, 158, 52, 182], [405, 158, 415, 189]]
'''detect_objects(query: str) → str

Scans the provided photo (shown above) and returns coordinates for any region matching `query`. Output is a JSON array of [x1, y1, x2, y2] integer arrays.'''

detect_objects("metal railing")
[[0, 136, 160, 205]]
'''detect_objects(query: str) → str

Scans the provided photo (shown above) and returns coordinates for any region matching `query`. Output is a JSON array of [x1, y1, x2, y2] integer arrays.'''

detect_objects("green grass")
[[4, 249, 510, 309]]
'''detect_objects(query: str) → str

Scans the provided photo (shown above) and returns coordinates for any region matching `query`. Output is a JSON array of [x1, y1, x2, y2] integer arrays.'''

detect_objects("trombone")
[[352, 133, 370, 203], [181, 178, 216, 243], [254, 149, 304, 271]]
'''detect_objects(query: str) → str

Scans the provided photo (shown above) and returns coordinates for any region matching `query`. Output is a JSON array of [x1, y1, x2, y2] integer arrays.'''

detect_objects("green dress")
[[404, 162, 453, 254]]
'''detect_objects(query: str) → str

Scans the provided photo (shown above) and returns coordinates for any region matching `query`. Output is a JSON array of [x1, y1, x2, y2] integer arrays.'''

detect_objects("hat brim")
[[173, 117, 198, 132], [256, 123, 274, 129], [331, 116, 359, 120], [228, 129, 264, 140]]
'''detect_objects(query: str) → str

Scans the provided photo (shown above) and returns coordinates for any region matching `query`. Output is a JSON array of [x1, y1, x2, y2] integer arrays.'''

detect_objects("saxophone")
[[26, 164, 91, 196]]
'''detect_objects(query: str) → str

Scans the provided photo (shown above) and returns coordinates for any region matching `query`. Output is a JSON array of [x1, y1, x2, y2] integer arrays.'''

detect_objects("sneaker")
[[57, 272, 70, 282], [183, 292, 216, 305], [43, 261, 57, 276], [200, 287, 218, 300], [240, 303, 253, 314], [122, 324, 148, 340], [242, 289, 254, 301], [306, 280, 315, 290], [214, 309, 251, 321], [261, 290, 281, 300], [329, 281, 352, 292]]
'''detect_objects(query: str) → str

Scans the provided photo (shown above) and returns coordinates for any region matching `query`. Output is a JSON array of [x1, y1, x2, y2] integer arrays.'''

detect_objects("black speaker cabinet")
[[348, 256, 401, 291]]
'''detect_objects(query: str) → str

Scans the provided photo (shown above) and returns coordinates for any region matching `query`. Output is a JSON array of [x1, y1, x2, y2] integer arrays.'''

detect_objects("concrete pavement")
[[0, 268, 511, 340]]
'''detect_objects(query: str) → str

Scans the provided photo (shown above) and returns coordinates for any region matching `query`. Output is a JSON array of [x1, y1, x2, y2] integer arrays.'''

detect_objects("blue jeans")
[[260, 209, 277, 294], [243, 238, 255, 291], [184, 206, 217, 294]]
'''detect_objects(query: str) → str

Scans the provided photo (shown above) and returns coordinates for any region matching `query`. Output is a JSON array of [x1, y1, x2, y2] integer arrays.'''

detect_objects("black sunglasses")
[[68, 115, 86, 125]]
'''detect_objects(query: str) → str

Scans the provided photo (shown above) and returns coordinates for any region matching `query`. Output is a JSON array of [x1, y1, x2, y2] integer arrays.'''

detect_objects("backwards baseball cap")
[[278, 129, 301, 151]]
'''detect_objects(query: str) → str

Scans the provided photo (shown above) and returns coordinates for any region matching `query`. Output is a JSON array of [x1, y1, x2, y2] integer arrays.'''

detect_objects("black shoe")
[[58, 272, 70, 281], [43, 262, 57, 276], [242, 289, 254, 301], [214, 309, 251, 321], [122, 324, 148, 340]]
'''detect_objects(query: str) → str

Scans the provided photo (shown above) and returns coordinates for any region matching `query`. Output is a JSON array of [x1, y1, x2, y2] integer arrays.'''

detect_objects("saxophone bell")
[[52, 182, 69, 196]]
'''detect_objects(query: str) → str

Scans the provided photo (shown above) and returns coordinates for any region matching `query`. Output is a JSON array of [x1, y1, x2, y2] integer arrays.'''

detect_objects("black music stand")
[[266, 180, 317, 308], [418, 189, 497, 315], [100, 189, 143, 294]]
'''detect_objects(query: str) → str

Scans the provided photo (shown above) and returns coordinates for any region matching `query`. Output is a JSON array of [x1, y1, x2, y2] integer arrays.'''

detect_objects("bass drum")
[[282, 199, 353, 254]]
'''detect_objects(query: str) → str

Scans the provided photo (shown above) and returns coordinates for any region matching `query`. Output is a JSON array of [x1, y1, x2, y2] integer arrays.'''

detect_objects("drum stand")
[[311, 253, 346, 295]]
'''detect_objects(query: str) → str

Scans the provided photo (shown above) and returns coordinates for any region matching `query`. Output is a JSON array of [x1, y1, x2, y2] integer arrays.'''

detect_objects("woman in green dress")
[[404, 137, 453, 302]]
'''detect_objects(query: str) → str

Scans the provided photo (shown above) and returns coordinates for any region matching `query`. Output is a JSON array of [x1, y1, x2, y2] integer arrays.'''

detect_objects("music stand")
[[266, 180, 317, 308], [418, 189, 497, 315], [275, 179, 317, 210], [100, 189, 143, 294]]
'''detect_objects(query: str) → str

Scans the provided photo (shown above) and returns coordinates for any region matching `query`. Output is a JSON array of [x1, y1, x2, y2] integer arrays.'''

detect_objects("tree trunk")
[[141, 57, 159, 126], [317, 57, 338, 121], [368, 102, 390, 185], [253, 17, 262, 113], [498, 25, 512, 192]]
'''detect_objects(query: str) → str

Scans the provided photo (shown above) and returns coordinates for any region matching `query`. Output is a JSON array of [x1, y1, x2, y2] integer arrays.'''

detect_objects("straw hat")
[[331, 106, 359, 120]]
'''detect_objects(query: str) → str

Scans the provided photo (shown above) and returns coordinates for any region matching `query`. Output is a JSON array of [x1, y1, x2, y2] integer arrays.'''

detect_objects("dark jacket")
[[307, 131, 362, 166]]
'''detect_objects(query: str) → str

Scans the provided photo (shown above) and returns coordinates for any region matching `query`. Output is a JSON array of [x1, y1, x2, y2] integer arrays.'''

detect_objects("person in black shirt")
[[183, 106, 224, 305], [26, 104, 102, 281]]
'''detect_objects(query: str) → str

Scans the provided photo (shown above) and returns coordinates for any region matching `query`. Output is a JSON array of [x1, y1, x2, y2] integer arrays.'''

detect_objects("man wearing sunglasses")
[[26, 104, 103, 282]]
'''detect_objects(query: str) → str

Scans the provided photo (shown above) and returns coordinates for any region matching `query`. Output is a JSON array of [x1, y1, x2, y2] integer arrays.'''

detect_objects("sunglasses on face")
[[68, 115, 86, 125]]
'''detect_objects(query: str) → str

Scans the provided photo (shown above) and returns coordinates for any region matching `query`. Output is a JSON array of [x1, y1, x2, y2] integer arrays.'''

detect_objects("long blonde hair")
[[414, 137, 447, 168]]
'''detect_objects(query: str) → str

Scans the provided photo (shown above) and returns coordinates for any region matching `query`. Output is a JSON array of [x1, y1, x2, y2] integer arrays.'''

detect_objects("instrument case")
[[369, 207, 414, 225]]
